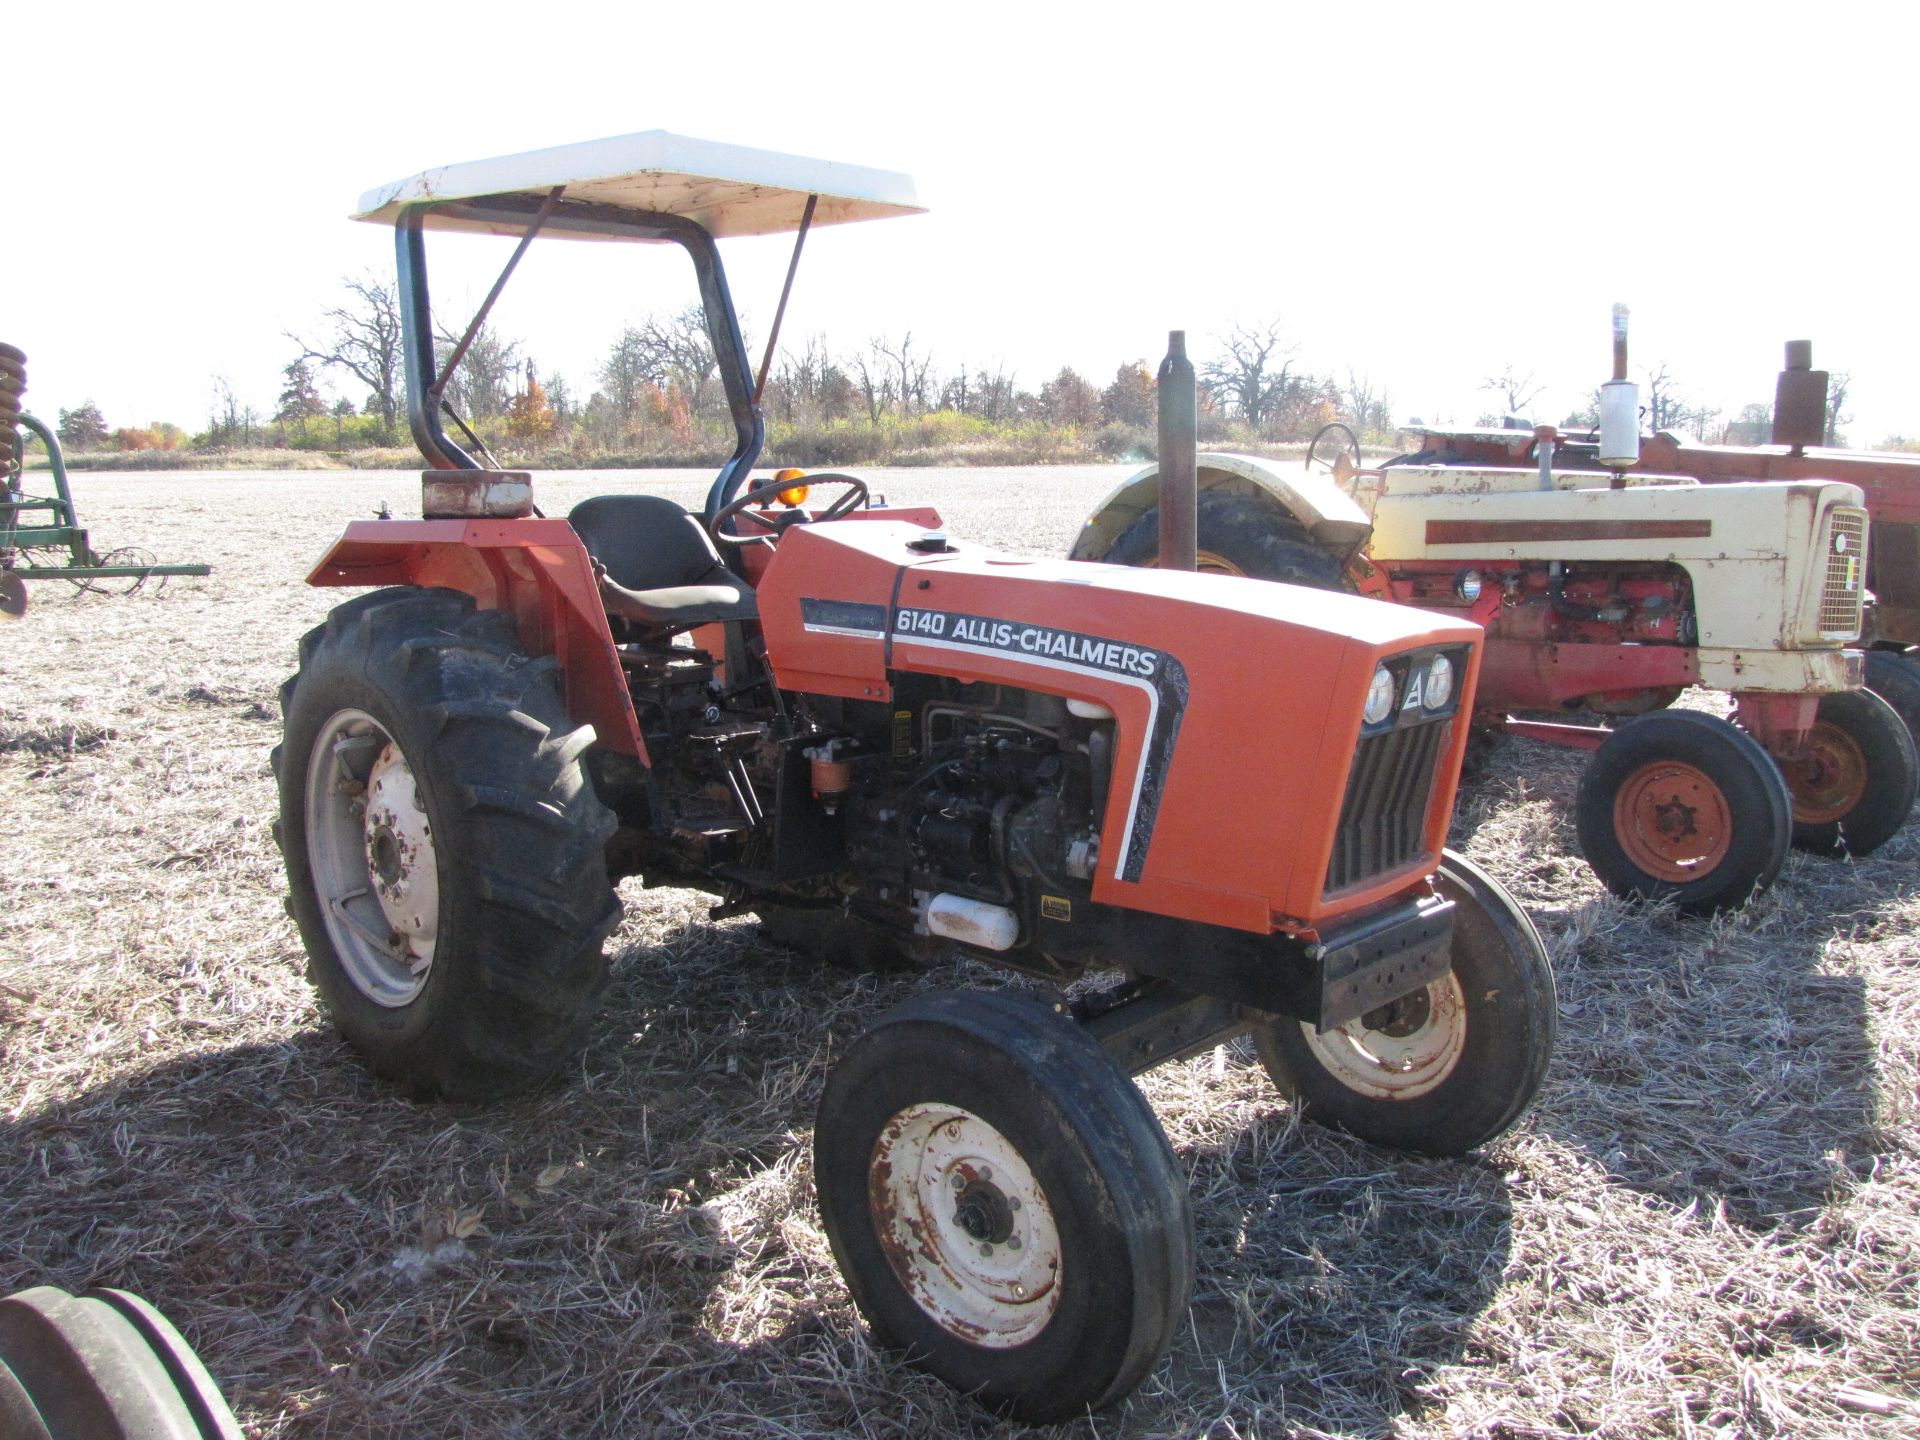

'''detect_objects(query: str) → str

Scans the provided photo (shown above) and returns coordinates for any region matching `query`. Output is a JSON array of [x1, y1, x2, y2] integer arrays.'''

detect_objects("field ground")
[[2, 469, 1916, 1439]]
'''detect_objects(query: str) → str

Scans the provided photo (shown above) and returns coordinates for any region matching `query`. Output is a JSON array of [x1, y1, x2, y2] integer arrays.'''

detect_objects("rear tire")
[[1105, 490, 1345, 587], [1865, 648, 1920, 752], [274, 587, 621, 1101], [1575, 710, 1791, 914], [0, 1286, 243, 1439], [815, 991, 1193, 1421], [1778, 688, 1917, 857], [1252, 851, 1556, 1156]]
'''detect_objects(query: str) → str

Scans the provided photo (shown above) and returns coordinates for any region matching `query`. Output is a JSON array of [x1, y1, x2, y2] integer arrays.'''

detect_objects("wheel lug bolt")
[[1008, 1236, 1021, 1250], [978, 1166, 992, 1181], [1012, 1283, 1025, 1298], [1009, 1196, 1022, 1211], [979, 1243, 993, 1257], [950, 1173, 965, 1190]]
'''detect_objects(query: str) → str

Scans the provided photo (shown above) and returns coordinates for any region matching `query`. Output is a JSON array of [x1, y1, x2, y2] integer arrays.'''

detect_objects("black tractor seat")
[[568, 494, 758, 628]]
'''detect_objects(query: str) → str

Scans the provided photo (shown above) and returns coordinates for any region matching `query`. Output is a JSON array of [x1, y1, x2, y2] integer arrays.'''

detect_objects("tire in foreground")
[[0, 1286, 242, 1439], [814, 990, 1194, 1422]]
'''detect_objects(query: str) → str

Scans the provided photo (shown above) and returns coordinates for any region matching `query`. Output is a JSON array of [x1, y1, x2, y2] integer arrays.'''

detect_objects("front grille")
[[1818, 507, 1868, 637], [1326, 718, 1449, 893]]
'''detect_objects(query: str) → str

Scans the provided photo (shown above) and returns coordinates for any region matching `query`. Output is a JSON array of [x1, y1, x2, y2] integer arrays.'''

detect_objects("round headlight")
[[1364, 665, 1396, 725], [1424, 653, 1455, 710], [1454, 568, 1483, 601]]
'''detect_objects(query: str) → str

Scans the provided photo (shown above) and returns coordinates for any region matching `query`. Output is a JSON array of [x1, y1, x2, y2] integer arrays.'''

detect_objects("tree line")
[[47, 274, 1888, 460]]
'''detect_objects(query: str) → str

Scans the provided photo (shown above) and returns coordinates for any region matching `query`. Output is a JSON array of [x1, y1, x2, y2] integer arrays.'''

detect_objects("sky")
[[11, 2, 1918, 446]]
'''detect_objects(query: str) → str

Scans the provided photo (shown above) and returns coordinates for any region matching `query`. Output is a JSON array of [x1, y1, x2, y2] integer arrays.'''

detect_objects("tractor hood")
[[756, 521, 1482, 935]]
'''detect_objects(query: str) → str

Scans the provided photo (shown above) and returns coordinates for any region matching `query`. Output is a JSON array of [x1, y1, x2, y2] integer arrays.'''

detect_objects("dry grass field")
[[2, 467, 1916, 1439]]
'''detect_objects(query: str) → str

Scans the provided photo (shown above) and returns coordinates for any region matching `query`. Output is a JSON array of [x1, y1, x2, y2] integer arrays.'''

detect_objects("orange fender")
[[307, 518, 647, 759]]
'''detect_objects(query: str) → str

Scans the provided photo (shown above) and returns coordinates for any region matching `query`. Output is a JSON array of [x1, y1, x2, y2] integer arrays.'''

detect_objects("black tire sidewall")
[[815, 993, 1191, 1421], [1574, 710, 1790, 913], [1107, 490, 1345, 589], [1864, 649, 1920, 748]]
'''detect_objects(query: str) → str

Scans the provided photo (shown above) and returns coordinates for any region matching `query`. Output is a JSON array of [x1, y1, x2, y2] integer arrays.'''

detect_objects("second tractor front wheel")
[[1252, 851, 1556, 1156], [1574, 709, 1791, 915], [1775, 687, 1918, 857], [814, 991, 1194, 1421]]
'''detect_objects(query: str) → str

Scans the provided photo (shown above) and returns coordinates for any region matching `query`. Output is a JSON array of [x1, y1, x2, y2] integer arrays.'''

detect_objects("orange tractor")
[[274, 132, 1555, 1418]]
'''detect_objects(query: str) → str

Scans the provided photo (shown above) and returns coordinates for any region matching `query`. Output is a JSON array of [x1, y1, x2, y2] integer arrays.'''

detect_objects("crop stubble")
[[1, 468, 1915, 1438]]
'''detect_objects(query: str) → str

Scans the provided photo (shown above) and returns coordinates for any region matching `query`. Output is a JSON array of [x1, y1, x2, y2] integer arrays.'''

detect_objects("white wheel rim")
[[868, 1103, 1062, 1348], [305, 709, 440, 1007], [1299, 974, 1466, 1100]]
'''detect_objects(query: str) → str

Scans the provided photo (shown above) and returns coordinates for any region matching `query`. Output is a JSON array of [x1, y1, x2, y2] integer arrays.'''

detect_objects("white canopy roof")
[[353, 130, 924, 240]]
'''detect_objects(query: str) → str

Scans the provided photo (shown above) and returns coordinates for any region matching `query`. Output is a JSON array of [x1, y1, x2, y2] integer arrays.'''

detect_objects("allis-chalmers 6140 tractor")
[[274, 134, 1555, 1419], [1075, 315, 1917, 917]]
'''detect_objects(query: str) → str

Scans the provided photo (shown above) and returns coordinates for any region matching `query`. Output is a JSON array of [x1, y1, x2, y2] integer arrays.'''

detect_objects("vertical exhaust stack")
[[1598, 303, 1640, 487], [1157, 330, 1197, 571], [1773, 340, 1829, 458]]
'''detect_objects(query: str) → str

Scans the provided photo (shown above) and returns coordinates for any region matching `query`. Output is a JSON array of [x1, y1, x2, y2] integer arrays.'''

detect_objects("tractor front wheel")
[[274, 587, 621, 1101], [1105, 490, 1345, 587], [814, 991, 1193, 1421], [1574, 709, 1790, 914], [1252, 851, 1556, 1156], [1776, 688, 1917, 857]]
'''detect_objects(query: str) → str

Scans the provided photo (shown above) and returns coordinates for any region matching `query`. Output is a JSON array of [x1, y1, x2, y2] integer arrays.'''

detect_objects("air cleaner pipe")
[[1598, 302, 1640, 481], [1157, 330, 1197, 571]]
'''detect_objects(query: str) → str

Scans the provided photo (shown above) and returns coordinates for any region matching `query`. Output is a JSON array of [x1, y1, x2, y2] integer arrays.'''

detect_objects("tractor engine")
[[828, 684, 1104, 958]]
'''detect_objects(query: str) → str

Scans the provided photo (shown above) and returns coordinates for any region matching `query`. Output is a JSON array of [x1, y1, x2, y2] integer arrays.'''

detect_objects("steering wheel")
[[1304, 421, 1362, 477], [708, 471, 870, 546]]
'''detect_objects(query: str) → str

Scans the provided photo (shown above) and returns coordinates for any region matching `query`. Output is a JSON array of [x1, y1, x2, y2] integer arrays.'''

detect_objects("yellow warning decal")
[[1040, 895, 1072, 922]]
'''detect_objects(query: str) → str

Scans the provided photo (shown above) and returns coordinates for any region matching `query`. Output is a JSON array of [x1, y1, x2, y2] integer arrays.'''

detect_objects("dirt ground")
[[2, 468, 1916, 1439]]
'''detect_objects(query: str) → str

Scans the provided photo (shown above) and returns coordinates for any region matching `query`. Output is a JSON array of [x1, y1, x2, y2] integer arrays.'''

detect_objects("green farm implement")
[[1, 343, 209, 617]]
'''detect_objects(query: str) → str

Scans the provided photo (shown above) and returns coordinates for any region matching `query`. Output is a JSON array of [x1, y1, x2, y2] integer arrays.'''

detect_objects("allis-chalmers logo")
[[893, 607, 1162, 680]]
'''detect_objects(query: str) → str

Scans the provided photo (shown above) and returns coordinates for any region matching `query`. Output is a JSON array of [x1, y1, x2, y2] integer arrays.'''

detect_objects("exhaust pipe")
[[1773, 339, 1829, 457], [1157, 330, 1197, 571]]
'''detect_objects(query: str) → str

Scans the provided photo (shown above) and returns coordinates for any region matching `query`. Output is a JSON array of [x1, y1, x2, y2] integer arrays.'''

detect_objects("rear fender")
[[308, 518, 647, 759], [1070, 452, 1372, 564]]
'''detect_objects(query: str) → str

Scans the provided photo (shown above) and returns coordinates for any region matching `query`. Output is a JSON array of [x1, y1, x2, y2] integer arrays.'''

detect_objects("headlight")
[[1453, 568, 1483, 601], [1364, 665, 1396, 725], [1423, 653, 1455, 710]]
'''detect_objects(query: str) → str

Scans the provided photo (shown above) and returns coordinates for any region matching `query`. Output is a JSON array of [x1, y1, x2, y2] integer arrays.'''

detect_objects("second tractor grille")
[[1818, 507, 1868, 636], [1326, 718, 1449, 893]]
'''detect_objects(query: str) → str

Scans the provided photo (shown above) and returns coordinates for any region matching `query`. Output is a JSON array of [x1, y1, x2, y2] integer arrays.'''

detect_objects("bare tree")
[[1202, 320, 1300, 430], [850, 345, 897, 425], [597, 325, 654, 430], [1479, 365, 1544, 420], [1825, 371, 1852, 447], [1343, 369, 1394, 443], [874, 333, 934, 416], [973, 363, 1021, 423], [634, 306, 720, 416], [435, 324, 522, 422], [289, 274, 405, 440]]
